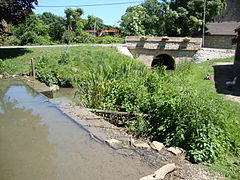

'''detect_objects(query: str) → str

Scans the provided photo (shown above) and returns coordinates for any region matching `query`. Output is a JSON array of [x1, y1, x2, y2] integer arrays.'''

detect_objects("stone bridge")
[[125, 36, 202, 69]]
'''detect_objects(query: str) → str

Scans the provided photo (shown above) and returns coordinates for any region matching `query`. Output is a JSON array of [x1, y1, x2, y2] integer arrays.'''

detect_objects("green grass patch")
[[0, 47, 239, 178]]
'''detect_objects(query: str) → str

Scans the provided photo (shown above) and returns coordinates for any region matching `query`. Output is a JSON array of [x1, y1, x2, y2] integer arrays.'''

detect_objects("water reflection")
[[0, 81, 154, 180], [0, 85, 57, 180]]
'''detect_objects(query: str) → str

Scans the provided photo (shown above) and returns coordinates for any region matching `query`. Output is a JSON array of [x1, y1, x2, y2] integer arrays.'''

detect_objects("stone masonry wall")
[[126, 36, 202, 68], [204, 35, 235, 49]]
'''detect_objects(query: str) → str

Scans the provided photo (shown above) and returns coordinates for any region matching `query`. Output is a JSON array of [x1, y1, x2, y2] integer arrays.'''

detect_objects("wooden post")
[[31, 58, 36, 78]]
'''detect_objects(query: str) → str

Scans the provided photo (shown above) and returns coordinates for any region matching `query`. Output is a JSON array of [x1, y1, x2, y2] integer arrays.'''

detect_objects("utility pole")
[[202, 0, 206, 47], [94, 20, 97, 37]]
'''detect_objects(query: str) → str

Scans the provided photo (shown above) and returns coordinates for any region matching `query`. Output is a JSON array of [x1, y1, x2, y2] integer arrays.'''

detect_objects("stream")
[[0, 80, 153, 180]]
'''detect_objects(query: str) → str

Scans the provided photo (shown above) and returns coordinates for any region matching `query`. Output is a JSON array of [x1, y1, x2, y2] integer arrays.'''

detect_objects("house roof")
[[206, 22, 240, 35]]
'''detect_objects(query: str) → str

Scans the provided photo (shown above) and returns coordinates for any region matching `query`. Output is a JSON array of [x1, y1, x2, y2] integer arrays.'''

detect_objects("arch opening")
[[151, 54, 175, 70]]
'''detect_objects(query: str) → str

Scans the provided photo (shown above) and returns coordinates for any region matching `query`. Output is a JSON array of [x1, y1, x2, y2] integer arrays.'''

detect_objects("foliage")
[[120, 0, 226, 36], [12, 13, 52, 45], [120, 5, 148, 36], [0, 47, 239, 178], [5, 8, 122, 45], [76, 61, 232, 163], [96, 36, 124, 44], [84, 15, 104, 31], [39, 12, 66, 41], [0, 0, 38, 27], [65, 8, 84, 35]]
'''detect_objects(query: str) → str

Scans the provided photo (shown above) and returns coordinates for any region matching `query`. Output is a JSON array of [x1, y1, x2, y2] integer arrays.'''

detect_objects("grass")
[[0, 47, 239, 179]]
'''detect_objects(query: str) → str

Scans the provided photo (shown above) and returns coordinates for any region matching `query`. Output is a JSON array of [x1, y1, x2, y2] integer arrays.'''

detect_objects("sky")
[[34, 0, 145, 26]]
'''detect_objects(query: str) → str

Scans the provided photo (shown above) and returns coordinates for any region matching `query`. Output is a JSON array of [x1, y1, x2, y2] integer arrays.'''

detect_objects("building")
[[204, 22, 240, 49], [203, 0, 240, 49]]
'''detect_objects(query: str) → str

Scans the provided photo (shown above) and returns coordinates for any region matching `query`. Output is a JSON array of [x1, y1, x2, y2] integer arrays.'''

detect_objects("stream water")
[[0, 80, 153, 180]]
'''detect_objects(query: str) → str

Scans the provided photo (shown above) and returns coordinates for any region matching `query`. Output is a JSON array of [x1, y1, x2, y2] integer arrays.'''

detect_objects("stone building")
[[204, 22, 239, 49], [202, 0, 240, 49]]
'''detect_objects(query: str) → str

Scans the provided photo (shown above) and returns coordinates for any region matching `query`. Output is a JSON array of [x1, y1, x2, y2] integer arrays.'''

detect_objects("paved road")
[[0, 44, 126, 49]]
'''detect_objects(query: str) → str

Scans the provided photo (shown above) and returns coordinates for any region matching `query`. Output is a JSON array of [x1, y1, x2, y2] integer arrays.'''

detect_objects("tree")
[[166, 0, 226, 36], [64, 8, 84, 34], [120, 5, 148, 36], [120, 0, 226, 36], [39, 12, 66, 41], [0, 0, 38, 33], [13, 13, 50, 45], [84, 15, 104, 31]]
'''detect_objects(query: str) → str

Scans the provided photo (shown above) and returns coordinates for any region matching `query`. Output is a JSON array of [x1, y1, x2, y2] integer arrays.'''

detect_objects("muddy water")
[[0, 80, 153, 180]]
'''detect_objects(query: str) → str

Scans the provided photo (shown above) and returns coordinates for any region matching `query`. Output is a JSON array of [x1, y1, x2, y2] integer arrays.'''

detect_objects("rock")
[[139, 174, 156, 180], [12, 75, 17, 78], [167, 147, 183, 155], [154, 163, 176, 179], [140, 163, 176, 180], [36, 87, 53, 98], [50, 85, 60, 91], [105, 139, 122, 148], [150, 141, 164, 152], [2, 72, 10, 79], [134, 142, 151, 149], [0, 74, 3, 79]]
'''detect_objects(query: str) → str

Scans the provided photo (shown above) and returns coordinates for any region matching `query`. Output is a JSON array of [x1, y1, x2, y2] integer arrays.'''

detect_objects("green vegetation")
[[2, 9, 123, 46], [120, 0, 226, 36], [0, 47, 239, 179]]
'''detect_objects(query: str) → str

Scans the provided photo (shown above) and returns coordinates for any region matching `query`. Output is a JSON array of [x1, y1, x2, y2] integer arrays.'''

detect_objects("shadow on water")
[[0, 48, 31, 60], [213, 64, 240, 96]]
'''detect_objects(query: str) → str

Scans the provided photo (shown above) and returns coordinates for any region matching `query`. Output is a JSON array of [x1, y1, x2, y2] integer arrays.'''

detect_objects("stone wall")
[[204, 35, 235, 49], [126, 36, 202, 68]]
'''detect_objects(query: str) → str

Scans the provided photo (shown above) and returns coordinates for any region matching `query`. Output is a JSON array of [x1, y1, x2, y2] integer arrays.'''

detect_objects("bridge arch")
[[151, 54, 175, 70]]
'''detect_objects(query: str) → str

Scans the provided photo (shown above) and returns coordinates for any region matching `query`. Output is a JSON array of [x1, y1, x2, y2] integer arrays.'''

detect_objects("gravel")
[[193, 48, 235, 63]]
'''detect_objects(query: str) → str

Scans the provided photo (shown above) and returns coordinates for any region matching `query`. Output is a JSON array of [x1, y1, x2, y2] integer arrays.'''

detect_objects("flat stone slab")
[[36, 87, 53, 98], [140, 163, 176, 180], [167, 147, 183, 155], [150, 141, 164, 152]]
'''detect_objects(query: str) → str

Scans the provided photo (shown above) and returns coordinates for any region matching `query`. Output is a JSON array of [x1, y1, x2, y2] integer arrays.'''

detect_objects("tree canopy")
[[120, 0, 226, 36], [0, 0, 38, 25]]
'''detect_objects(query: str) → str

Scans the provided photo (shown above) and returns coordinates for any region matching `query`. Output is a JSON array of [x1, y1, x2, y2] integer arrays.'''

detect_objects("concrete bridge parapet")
[[126, 36, 202, 69]]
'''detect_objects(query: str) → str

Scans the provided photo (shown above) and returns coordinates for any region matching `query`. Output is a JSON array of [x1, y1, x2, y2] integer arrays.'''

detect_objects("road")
[[0, 44, 126, 49]]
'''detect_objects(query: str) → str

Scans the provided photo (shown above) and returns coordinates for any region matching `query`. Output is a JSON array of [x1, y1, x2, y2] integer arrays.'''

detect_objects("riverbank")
[[0, 46, 239, 179]]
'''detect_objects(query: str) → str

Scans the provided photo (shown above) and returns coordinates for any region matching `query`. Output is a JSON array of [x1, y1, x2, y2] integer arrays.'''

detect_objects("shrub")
[[19, 31, 38, 45], [76, 61, 232, 163], [33, 47, 238, 163], [8, 38, 21, 45], [74, 32, 97, 43], [96, 36, 125, 44]]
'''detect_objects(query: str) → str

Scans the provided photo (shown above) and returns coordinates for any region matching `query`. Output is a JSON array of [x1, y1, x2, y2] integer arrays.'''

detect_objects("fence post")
[[31, 58, 36, 78]]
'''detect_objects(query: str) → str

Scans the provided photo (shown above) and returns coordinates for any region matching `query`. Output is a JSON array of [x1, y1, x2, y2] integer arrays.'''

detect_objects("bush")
[[62, 31, 75, 44], [33, 47, 238, 163], [19, 31, 38, 45], [74, 32, 97, 43], [8, 38, 21, 45], [76, 61, 233, 163], [96, 36, 125, 44]]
